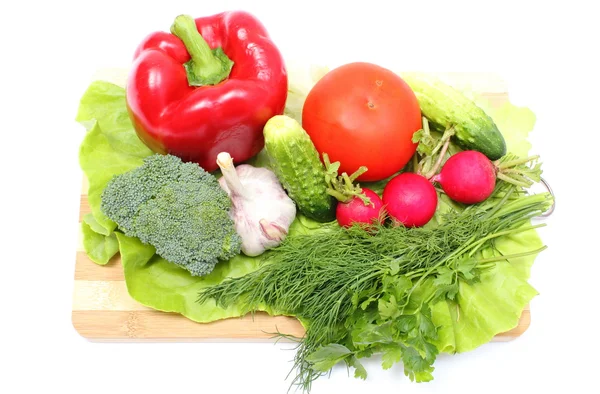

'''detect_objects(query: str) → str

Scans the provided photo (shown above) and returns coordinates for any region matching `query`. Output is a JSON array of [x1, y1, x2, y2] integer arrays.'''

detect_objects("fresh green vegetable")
[[198, 178, 552, 390], [116, 232, 269, 322], [323, 153, 370, 204], [401, 72, 507, 160], [76, 80, 155, 265], [101, 153, 242, 276], [81, 214, 119, 265], [115, 218, 320, 322], [411, 117, 457, 179], [263, 115, 336, 222], [474, 98, 536, 158], [284, 64, 330, 123], [77, 82, 154, 233]]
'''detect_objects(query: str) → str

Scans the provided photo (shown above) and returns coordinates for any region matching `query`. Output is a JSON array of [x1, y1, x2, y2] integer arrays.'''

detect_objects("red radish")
[[335, 188, 384, 228], [431, 150, 496, 204], [322, 153, 385, 228], [383, 172, 438, 227]]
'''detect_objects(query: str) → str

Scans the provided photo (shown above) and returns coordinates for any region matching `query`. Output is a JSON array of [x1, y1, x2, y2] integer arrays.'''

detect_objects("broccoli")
[[100, 154, 242, 276]]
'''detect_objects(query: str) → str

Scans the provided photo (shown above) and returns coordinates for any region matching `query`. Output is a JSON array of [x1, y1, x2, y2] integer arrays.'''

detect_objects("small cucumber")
[[263, 115, 335, 222], [401, 73, 507, 160]]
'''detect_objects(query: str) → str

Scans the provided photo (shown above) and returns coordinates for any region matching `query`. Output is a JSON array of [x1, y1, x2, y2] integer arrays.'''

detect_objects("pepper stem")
[[170, 14, 234, 86]]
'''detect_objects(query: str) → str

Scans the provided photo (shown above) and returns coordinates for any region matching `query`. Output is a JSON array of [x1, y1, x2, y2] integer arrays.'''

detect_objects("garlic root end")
[[259, 219, 288, 242]]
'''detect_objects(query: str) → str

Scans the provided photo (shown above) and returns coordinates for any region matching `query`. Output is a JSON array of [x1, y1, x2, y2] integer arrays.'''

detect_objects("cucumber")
[[263, 115, 336, 222], [401, 73, 507, 160]]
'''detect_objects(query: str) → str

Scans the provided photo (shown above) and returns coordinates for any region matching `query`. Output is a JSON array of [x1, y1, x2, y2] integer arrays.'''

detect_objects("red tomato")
[[302, 62, 422, 182]]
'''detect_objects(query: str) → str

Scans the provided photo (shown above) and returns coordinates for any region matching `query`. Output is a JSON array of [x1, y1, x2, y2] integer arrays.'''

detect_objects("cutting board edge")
[[70, 306, 531, 343]]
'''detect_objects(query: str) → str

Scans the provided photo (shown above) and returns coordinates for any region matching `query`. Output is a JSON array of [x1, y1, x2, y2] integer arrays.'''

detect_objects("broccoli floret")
[[100, 154, 241, 276]]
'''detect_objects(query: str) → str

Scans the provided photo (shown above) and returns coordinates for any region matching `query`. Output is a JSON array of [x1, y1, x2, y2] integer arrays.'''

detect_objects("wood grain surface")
[[72, 73, 531, 342]]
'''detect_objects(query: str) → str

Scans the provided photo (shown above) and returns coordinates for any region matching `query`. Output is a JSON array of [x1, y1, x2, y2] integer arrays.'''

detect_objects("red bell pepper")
[[126, 12, 288, 172]]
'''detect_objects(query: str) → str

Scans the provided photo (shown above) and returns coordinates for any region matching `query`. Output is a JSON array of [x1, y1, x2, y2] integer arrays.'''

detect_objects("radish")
[[323, 153, 385, 228], [431, 150, 541, 205], [335, 188, 384, 228], [382, 172, 438, 227], [431, 150, 496, 204]]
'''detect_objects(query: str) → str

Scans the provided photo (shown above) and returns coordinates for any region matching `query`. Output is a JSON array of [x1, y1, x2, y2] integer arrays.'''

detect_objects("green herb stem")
[[467, 223, 547, 257], [496, 155, 540, 169], [475, 245, 548, 267], [497, 172, 532, 187], [481, 187, 515, 219], [425, 126, 455, 179]]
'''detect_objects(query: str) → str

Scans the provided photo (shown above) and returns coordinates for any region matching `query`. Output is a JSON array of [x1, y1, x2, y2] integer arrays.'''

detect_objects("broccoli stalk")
[[100, 154, 242, 276]]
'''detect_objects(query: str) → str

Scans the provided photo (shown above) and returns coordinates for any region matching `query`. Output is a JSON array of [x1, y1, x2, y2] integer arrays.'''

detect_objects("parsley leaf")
[[305, 344, 353, 372], [348, 356, 368, 380], [381, 343, 403, 370]]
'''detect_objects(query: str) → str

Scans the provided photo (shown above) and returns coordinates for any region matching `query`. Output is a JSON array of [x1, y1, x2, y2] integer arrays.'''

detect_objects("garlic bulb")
[[216, 152, 296, 257]]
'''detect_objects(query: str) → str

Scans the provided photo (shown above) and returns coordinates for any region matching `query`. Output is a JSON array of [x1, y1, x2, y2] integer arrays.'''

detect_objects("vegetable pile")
[[76, 10, 553, 393]]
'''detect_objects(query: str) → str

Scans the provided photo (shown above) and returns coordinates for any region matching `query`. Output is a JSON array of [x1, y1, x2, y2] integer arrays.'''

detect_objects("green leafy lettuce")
[[475, 99, 537, 158], [81, 213, 119, 265], [431, 227, 541, 353], [114, 219, 317, 322], [77, 81, 153, 233], [76, 72, 543, 357]]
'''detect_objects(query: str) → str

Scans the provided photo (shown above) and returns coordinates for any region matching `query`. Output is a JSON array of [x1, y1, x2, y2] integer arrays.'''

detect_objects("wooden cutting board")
[[72, 72, 531, 342]]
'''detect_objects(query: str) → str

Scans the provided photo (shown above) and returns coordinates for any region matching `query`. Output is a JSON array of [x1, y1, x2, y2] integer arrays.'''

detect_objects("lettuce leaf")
[[474, 98, 537, 158], [117, 232, 257, 321], [284, 64, 330, 123], [81, 214, 119, 265], [116, 217, 320, 322], [432, 227, 541, 353], [76, 81, 153, 233]]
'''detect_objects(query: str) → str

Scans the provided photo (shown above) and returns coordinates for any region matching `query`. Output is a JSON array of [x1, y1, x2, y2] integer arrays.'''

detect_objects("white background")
[[1, 0, 599, 393]]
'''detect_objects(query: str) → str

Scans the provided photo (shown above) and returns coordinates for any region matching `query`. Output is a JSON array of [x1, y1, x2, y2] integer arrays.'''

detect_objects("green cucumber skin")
[[263, 116, 336, 222], [401, 73, 507, 160]]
